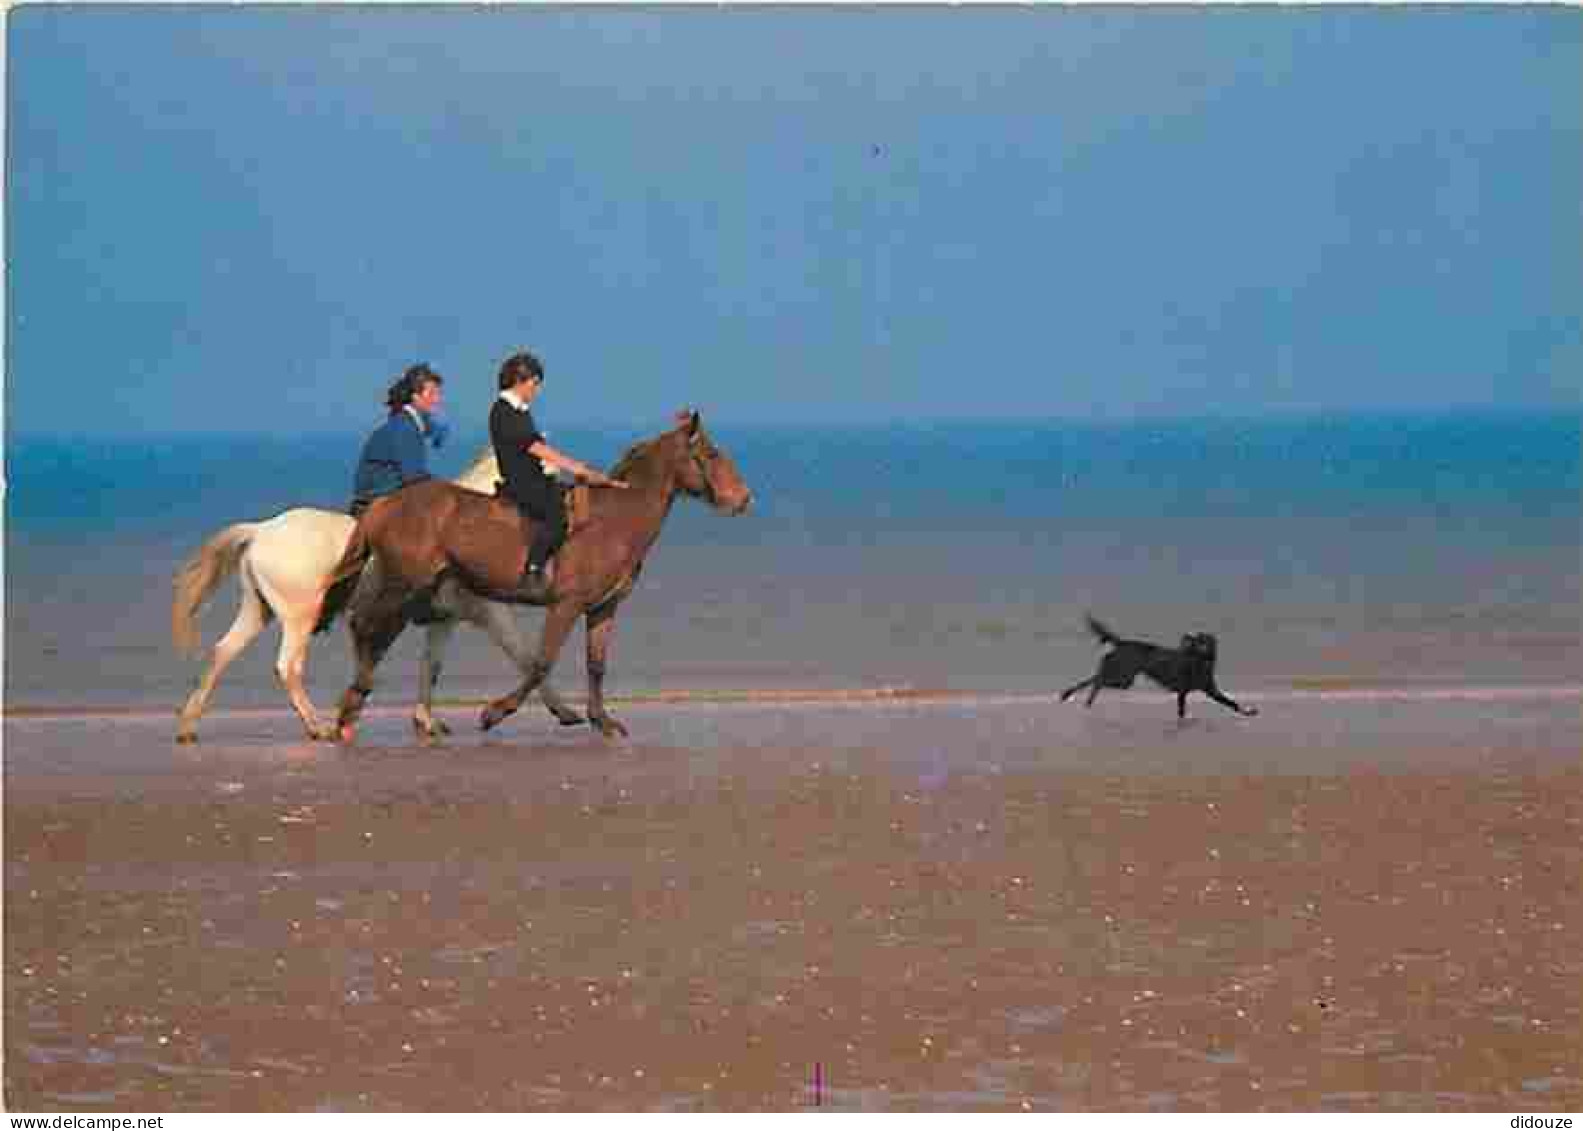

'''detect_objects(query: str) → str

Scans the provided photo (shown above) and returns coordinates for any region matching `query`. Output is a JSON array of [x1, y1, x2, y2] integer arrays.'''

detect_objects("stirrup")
[[512, 567, 553, 603]]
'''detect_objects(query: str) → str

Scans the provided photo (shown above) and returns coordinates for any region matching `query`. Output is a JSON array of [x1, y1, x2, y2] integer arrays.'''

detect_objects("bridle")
[[685, 433, 720, 507]]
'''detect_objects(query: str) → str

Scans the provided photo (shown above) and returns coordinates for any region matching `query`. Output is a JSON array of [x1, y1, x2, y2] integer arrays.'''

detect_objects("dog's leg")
[[1085, 681, 1103, 707], [1059, 676, 1095, 702], [1206, 684, 1258, 717], [1177, 691, 1189, 719]]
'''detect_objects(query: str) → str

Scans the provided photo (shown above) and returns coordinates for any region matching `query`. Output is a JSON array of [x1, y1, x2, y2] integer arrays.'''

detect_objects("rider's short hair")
[[498, 351, 545, 391], [387, 362, 443, 411]]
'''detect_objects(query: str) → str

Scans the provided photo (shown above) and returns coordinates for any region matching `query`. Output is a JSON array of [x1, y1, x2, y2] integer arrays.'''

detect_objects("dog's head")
[[1180, 632, 1218, 660]]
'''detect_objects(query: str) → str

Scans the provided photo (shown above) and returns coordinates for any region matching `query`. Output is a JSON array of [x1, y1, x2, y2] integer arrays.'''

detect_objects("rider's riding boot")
[[513, 563, 553, 603]]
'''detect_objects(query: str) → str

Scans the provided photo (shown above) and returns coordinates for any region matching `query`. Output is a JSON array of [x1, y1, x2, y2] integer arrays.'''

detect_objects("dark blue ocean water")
[[5, 411, 1579, 708]]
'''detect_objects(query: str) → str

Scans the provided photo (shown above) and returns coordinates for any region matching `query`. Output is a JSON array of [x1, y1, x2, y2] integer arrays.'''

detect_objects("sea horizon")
[[7, 401, 1576, 442], [5, 408, 1579, 713]]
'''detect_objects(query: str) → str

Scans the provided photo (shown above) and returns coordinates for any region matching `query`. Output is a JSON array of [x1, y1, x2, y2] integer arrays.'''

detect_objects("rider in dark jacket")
[[350, 363, 450, 516], [489, 350, 625, 600]]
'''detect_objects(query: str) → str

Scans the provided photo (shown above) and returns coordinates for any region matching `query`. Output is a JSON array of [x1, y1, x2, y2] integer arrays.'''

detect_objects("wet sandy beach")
[[5, 691, 1582, 1110]]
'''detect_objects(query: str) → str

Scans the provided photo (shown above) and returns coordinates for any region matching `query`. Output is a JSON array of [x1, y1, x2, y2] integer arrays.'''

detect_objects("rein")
[[610, 430, 718, 507]]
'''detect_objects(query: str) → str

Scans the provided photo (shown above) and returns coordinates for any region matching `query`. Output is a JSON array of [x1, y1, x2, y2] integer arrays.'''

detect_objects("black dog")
[[1058, 615, 1258, 719]]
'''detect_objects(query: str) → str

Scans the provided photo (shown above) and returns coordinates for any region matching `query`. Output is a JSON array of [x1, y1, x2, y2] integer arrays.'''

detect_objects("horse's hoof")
[[592, 717, 629, 740], [175, 731, 198, 745], [479, 706, 505, 732], [412, 716, 452, 740], [556, 711, 586, 728]]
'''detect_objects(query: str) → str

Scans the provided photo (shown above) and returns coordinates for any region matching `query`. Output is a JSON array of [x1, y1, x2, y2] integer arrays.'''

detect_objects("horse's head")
[[671, 410, 752, 515]]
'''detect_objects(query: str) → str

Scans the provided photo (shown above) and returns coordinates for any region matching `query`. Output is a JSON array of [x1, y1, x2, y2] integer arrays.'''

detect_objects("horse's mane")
[[609, 433, 671, 481], [460, 418, 683, 489]]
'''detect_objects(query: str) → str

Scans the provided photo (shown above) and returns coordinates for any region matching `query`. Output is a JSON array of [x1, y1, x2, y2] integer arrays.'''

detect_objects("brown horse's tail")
[[312, 570, 362, 636], [316, 519, 374, 634], [171, 522, 258, 657]]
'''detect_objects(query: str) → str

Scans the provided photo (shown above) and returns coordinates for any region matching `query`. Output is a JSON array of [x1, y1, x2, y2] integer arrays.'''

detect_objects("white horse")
[[171, 449, 585, 743]]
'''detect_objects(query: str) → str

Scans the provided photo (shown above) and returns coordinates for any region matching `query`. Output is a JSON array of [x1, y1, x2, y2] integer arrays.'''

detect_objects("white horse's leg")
[[175, 566, 273, 743], [252, 558, 338, 742], [538, 673, 585, 727], [274, 612, 339, 742], [461, 589, 584, 727], [449, 586, 585, 725], [480, 603, 580, 732], [413, 618, 457, 739]]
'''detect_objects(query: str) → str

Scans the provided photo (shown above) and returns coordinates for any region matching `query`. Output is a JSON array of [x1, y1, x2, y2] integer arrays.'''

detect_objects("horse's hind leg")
[[412, 619, 457, 740], [275, 611, 338, 742], [335, 592, 411, 742], [480, 604, 578, 733], [175, 569, 273, 743], [584, 601, 628, 739], [250, 563, 340, 743]]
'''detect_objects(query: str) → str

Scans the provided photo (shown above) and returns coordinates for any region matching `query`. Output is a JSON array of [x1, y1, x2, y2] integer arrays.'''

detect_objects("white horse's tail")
[[171, 523, 259, 657]]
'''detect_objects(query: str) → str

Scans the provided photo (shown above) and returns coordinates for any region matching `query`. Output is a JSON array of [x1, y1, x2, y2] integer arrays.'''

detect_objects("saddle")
[[492, 480, 592, 549], [468, 480, 592, 604]]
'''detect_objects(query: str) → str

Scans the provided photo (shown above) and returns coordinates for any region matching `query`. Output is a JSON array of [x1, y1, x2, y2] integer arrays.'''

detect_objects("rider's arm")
[[527, 440, 626, 488], [392, 418, 432, 485]]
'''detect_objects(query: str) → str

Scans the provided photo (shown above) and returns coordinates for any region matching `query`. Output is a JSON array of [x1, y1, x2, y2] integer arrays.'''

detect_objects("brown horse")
[[327, 410, 752, 739]]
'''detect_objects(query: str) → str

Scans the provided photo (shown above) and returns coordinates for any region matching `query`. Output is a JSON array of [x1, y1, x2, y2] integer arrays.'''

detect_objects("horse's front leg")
[[480, 603, 578, 733], [585, 601, 628, 739], [412, 619, 457, 739]]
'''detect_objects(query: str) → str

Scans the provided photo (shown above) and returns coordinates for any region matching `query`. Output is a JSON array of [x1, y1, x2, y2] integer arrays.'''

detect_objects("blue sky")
[[7, 5, 1581, 435]]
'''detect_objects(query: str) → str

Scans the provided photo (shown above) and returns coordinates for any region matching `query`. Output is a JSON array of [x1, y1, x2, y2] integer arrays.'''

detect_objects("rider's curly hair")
[[497, 351, 545, 391], [387, 363, 443, 412]]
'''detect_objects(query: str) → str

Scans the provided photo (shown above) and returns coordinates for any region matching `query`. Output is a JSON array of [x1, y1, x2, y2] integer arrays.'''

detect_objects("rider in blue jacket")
[[349, 363, 450, 515]]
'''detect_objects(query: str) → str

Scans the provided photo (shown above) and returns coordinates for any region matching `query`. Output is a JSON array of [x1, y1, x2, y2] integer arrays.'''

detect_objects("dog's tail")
[[1084, 614, 1122, 646]]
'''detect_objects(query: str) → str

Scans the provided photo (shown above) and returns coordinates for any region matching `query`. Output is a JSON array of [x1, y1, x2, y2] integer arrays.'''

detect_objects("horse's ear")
[[675, 408, 701, 435]]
